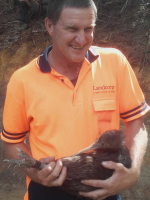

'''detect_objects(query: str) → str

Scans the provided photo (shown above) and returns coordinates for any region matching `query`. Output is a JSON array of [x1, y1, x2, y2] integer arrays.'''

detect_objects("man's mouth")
[[71, 46, 84, 50]]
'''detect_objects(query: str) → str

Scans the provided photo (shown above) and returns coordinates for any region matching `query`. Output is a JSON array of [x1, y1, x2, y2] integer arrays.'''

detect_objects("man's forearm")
[[4, 141, 32, 161], [4, 141, 64, 186], [125, 117, 148, 173], [4, 141, 37, 177]]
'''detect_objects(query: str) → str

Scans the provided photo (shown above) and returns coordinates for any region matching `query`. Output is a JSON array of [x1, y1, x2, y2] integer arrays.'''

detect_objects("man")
[[18, 0, 47, 30], [1, 0, 149, 200], [18, 0, 31, 30]]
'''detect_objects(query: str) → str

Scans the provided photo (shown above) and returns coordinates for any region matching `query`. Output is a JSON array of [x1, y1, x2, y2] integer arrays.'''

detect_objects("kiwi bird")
[[4, 130, 131, 196], [60, 130, 131, 195]]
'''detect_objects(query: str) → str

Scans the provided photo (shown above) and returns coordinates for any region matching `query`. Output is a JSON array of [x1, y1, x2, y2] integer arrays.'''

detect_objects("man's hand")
[[79, 161, 139, 200], [4, 142, 67, 187], [34, 0, 43, 3], [80, 117, 147, 200], [27, 156, 67, 187]]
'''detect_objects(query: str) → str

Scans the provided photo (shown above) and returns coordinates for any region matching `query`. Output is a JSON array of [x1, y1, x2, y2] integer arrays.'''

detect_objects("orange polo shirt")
[[1, 46, 149, 200]]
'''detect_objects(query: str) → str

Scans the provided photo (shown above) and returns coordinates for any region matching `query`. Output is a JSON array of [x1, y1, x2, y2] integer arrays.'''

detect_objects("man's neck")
[[47, 49, 83, 80]]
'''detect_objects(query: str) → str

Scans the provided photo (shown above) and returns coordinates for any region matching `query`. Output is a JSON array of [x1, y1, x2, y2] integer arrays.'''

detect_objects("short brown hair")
[[47, 0, 97, 25]]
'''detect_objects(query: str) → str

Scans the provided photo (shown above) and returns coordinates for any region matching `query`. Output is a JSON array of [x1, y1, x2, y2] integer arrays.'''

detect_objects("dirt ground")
[[0, 0, 150, 199]]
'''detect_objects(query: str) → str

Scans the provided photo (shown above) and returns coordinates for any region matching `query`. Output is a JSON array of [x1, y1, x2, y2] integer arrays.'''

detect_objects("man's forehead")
[[59, 7, 96, 22], [64, 22, 96, 28]]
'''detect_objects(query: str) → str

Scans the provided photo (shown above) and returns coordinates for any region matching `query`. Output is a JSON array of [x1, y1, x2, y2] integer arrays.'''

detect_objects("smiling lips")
[[71, 46, 84, 50]]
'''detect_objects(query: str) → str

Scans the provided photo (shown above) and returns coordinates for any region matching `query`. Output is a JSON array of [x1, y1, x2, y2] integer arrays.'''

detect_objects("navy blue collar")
[[37, 45, 99, 73]]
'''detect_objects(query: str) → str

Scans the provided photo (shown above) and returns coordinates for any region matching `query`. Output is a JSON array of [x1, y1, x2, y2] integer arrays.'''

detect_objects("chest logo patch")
[[93, 85, 115, 94]]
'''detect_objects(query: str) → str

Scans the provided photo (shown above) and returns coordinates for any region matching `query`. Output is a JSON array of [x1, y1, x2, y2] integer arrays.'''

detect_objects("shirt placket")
[[51, 58, 92, 107]]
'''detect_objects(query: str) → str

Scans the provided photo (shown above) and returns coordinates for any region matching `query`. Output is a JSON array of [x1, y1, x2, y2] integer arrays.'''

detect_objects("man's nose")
[[75, 30, 86, 46]]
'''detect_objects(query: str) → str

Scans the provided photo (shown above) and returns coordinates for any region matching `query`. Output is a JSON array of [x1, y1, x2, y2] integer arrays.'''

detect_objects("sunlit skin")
[[45, 7, 96, 79]]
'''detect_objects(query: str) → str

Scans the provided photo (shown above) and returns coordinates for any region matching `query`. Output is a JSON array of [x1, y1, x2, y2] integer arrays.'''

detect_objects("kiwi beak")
[[72, 141, 99, 156]]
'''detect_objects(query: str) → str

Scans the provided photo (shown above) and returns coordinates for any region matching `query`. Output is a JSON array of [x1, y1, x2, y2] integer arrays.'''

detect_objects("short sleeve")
[[119, 53, 149, 122], [1, 70, 29, 143]]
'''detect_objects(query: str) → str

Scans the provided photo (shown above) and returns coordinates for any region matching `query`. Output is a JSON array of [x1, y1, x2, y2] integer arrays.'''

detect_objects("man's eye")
[[67, 27, 78, 32], [85, 27, 93, 32]]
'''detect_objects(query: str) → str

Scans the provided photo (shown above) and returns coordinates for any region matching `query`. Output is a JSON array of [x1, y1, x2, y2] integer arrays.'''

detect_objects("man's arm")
[[34, 0, 43, 3], [4, 142, 67, 187], [125, 117, 147, 176], [26, 0, 31, 7], [79, 117, 148, 200]]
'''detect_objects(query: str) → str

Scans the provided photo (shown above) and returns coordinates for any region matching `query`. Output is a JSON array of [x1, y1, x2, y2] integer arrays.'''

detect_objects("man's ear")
[[45, 17, 54, 36]]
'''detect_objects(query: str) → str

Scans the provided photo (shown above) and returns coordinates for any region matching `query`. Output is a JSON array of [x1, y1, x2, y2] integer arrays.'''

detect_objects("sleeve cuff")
[[1, 128, 28, 143], [120, 101, 150, 122]]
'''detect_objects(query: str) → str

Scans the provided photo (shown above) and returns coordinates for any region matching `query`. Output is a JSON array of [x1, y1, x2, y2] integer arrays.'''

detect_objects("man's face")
[[47, 7, 96, 63]]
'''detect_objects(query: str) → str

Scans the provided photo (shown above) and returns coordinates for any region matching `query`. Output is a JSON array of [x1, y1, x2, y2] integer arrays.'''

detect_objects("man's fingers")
[[46, 159, 63, 183], [81, 162, 126, 189], [102, 161, 124, 171], [39, 156, 55, 164], [37, 161, 56, 181], [81, 179, 109, 189], [35, 158, 66, 187], [51, 166, 67, 186]]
